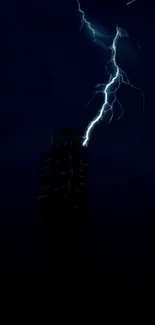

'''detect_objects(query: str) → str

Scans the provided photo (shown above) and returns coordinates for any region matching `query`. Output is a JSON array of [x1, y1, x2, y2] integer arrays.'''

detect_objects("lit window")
[[41, 172, 52, 176], [40, 185, 51, 190], [44, 158, 52, 163], [38, 195, 48, 200]]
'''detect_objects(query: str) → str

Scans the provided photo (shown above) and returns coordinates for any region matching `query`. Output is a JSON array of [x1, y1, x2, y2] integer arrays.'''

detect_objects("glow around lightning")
[[77, 0, 144, 147]]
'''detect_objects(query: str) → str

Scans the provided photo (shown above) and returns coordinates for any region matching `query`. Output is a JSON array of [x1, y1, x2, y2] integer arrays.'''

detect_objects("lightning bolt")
[[77, 0, 144, 147], [126, 0, 137, 5], [77, 0, 96, 38]]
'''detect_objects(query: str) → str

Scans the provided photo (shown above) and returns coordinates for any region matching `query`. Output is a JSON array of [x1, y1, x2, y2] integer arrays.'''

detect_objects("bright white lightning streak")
[[126, 0, 137, 5], [83, 28, 120, 147], [77, 0, 144, 147]]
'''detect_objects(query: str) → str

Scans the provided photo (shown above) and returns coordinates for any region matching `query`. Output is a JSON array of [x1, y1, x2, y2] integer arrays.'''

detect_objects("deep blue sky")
[[1, 0, 154, 271]]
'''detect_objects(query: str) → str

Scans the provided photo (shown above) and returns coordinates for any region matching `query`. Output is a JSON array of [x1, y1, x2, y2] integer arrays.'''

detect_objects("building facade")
[[37, 126, 90, 271]]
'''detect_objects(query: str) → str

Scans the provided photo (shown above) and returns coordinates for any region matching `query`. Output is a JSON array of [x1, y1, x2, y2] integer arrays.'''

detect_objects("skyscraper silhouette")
[[37, 126, 90, 271]]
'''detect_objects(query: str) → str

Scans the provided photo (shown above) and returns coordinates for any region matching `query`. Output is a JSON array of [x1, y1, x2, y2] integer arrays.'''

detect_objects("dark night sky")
[[1, 0, 154, 271]]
